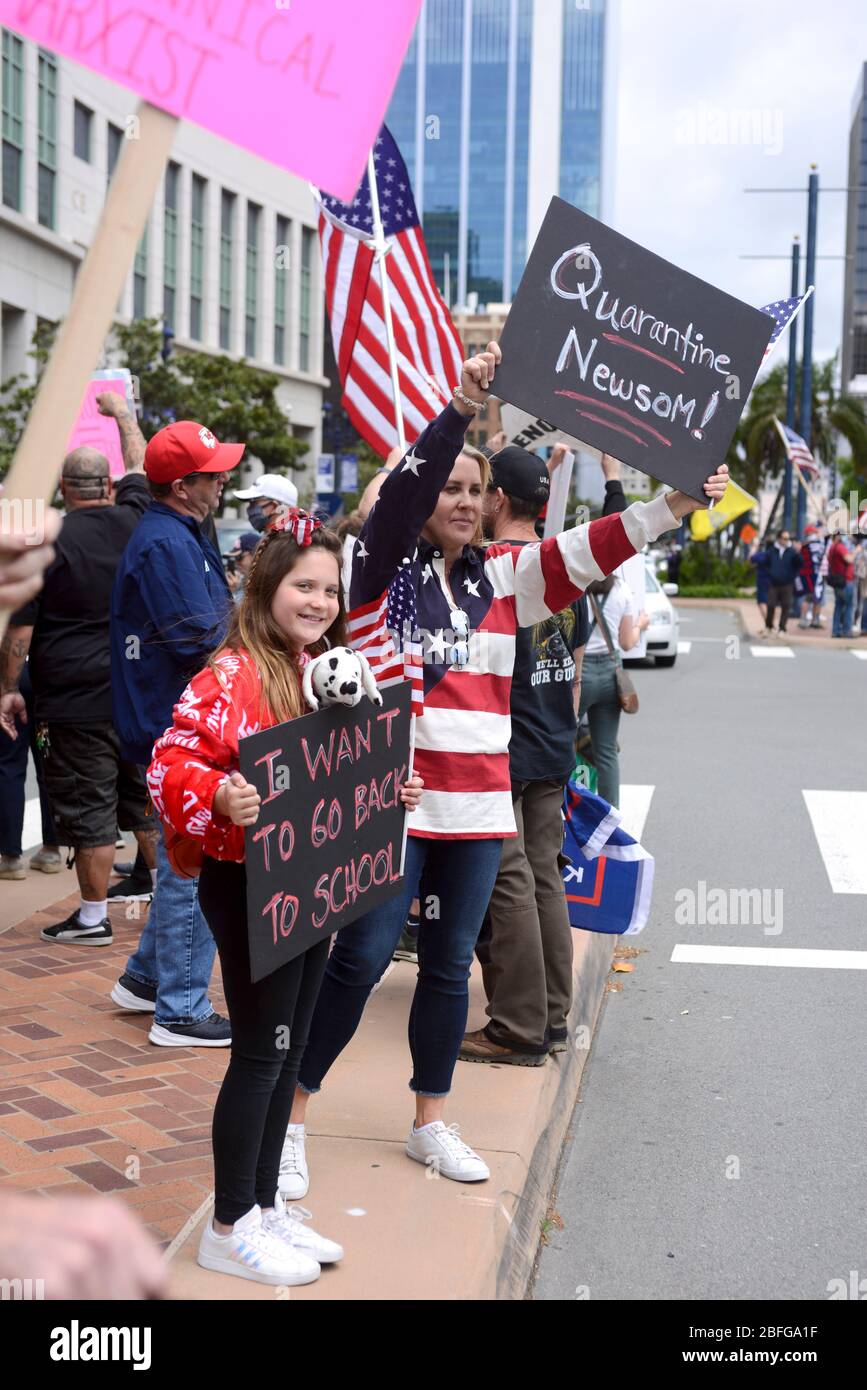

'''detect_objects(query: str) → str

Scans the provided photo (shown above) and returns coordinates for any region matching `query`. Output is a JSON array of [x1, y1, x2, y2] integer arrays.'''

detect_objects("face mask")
[[247, 501, 270, 532]]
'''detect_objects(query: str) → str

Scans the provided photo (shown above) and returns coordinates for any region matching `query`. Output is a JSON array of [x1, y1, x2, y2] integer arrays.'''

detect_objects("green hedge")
[[678, 585, 753, 598]]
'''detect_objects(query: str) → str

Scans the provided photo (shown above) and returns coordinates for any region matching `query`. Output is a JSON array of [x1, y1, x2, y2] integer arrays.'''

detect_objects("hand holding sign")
[[453, 341, 503, 415], [214, 773, 261, 827], [400, 774, 425, 812]]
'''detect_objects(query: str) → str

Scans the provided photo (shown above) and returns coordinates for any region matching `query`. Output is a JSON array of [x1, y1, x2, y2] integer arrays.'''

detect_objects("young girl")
[[147, 512, 422, 1286], [283, 342, 729, 1191]]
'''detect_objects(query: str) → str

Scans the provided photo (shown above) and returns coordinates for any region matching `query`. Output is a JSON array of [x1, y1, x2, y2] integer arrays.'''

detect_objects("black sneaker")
[[41, 911, 113, 947], [107, 868, 154, 903], [546, 1027, 569, 1055], [112, 859, 136, 877], [110, 972, 157, 1013], [149, 1013, 231, 1048]]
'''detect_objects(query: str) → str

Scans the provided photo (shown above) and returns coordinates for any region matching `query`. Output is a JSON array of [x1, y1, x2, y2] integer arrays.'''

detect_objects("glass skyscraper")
[[387, 0, 614, 307], [842, 63, 867, 394]]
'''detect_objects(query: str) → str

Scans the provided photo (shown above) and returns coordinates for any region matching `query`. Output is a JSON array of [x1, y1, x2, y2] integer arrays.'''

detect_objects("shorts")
[[43, 721, 155, 850]]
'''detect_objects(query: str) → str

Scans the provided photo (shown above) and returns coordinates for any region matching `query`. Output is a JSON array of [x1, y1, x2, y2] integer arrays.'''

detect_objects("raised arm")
[[97, 392, 146, 473], [349, 344, 500, 606]]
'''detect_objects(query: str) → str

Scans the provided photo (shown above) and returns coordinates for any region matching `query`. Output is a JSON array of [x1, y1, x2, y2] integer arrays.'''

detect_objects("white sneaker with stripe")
[[197, 1204, 320, 1286]]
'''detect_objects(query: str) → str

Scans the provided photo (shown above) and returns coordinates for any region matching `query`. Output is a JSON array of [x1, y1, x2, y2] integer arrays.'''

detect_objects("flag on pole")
[[775, 422, 819, 477], [690, 478, 758, 540], [758, 292, 812, 362], [347, 563, 425, 715], [316, 126, 464, 457], [561, 780, 655, 937]]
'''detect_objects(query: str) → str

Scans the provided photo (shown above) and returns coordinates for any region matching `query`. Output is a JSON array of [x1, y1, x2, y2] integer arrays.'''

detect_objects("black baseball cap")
[[488, 446, 550, 503]]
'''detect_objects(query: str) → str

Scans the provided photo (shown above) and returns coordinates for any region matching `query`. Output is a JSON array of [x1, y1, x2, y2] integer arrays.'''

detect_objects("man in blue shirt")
[[109, 421, 243, 1046]]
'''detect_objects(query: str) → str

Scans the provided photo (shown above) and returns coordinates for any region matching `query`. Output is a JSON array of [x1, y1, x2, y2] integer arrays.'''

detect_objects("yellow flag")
[[690, 480, 757, 542]]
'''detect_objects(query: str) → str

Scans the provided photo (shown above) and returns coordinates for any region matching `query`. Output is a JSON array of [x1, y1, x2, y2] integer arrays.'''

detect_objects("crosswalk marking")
[[616, 785, 654, 842], [677, 641, 691, 654], [672, 944, 867, 970], [750, 646, 794, 658], [802, 790, 867, 894], [852, 651, 867, 661]]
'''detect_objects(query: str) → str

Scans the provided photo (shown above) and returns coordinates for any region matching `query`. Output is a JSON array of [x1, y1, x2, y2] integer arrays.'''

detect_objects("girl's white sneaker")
[[197, 1204, 320, 1286], [405, 1121, 490, 1182], [264, 1192, 344, 1264], [278, 1122, 309, 1199]]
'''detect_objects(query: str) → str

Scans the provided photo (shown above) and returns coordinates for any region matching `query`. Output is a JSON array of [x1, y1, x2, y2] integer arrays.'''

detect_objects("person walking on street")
[[765, 529, 801, 636], [109, 421, 242, 1044], [854, 536, 867, 634], [750, 540, 772, 631]]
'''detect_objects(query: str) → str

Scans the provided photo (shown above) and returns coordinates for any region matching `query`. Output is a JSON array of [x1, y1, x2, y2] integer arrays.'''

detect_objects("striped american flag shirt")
[[346, 403, 681, 840]]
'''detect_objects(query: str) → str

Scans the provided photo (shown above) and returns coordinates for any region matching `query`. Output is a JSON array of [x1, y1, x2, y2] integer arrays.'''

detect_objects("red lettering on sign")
[[252, 822, 277, 872], [302, 730, 335, 781], [376, 706, 400, 748], [278, 820, 295, 862], [254, 747, 284, 805]]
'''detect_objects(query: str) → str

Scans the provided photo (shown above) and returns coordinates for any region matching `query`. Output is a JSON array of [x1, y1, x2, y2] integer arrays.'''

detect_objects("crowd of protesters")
[[749, 524, 867, 638], [0, 339, 751, 1291]]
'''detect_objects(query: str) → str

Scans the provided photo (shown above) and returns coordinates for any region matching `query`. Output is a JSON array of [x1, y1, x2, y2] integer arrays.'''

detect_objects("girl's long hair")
[[210, 526, 347, 724]]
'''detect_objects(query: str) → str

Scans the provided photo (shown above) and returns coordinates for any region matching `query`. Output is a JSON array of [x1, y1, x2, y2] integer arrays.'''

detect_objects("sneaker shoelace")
[[434, 1123, 477, 1162], [279, 1134, 304, 1176], [235, 1222, 295, 1261], [264, 1204, 314, 1245]]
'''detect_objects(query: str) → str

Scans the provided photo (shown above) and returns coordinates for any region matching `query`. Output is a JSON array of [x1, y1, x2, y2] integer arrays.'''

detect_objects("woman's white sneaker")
[[405, 1121, 490, 1182], [264, 1192, 344, 1264], [278, 1122, 309, 1199], [197, 1204, 320, 1286]]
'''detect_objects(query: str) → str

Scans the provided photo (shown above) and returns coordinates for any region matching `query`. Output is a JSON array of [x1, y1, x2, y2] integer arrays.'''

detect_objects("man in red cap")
[[108, 421, 244, 1047]]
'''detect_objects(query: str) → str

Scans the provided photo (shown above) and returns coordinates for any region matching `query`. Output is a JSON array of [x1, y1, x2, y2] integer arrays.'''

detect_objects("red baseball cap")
[[144, 421, 245, 484]]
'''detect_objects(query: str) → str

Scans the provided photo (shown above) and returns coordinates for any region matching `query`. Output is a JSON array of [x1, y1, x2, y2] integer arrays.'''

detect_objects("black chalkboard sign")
[[239, 683, 412, 982], [495, 198, 775, 502]]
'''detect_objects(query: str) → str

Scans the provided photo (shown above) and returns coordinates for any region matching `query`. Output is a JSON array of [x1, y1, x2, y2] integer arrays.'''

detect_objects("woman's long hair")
[[210, 526, 347, 724]]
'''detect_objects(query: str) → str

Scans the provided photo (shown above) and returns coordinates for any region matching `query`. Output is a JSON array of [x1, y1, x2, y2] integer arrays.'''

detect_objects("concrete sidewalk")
[[0, 877, 614, 1301]]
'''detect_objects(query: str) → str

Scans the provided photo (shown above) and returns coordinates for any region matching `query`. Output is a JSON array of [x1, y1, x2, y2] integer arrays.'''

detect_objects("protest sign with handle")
[[67, 372, 135, 479], [494, 198, 774, 503], [239, 682, 412, 982], [1, 0, 422, 200]]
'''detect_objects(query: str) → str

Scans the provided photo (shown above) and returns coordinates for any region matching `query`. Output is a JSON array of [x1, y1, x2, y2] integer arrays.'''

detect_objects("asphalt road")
[[534, 607, 867, 1302]]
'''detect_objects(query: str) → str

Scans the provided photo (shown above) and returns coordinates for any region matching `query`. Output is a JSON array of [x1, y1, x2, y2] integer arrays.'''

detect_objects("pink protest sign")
[[1, 0, 422, 200], [67, 378, 126, 479]]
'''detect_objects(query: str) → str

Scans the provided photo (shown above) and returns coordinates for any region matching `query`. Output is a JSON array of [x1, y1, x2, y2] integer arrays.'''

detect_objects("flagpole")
[[367, 149, 407, 456]]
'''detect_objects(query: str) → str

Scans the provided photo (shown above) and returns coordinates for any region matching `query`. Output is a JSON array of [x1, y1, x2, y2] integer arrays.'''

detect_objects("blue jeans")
[[832, 581, 855, 636], [578, 653, 622, 808], [298, 835, 504, 1097], [0, 665, 58, 858], [124, 819, 217, 1025]]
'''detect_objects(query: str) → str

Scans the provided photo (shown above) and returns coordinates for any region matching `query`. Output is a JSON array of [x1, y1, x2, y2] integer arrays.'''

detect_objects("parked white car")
[[623, 562, 680, 667]]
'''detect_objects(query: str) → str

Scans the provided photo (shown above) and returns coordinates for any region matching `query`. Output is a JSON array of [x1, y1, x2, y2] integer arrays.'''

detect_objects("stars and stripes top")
[[317, 125, 463, 458], [345, 402, 681, 840], [779, 423, 819, 477]]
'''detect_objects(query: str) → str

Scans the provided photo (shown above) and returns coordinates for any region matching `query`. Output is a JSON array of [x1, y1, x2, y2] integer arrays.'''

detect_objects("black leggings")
[[198, 856, 330, 1225]]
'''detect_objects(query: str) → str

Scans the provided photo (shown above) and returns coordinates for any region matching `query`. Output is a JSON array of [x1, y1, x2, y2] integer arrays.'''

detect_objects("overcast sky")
[[613, 0, 864, 375]]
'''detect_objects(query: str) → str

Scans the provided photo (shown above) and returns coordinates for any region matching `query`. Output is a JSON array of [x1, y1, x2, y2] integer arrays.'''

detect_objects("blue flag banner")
[[561, 778, 655, 936]]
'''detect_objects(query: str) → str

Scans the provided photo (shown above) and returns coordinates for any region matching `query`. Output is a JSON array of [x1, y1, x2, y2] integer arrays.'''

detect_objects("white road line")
[[672, 944, 867, 970], [677, 641, 691, 654], [852, 650, 867, 660], [616, 785, 654, 842], [802, 790, 867, 894], [750, 646, 794, 658]]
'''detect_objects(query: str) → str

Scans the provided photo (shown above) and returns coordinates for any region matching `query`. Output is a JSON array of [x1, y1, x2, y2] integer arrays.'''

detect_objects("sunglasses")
[[449, 608, 470, 669]]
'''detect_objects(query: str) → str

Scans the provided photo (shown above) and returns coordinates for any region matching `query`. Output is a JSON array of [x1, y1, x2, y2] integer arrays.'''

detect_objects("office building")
[[386, 0, 617, 307], [842, 62, 867, 402]]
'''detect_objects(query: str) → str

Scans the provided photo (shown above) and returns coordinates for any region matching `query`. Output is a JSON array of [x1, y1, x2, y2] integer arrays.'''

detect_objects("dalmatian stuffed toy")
[[302, 647, 383, 711]]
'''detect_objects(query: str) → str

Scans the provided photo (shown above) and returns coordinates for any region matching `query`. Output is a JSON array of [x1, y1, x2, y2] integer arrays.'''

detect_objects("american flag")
[[779, 423, 819, 477], [316, 126, 463, 457], [758, 293, 809, 361], [347, 561, 425, 715]]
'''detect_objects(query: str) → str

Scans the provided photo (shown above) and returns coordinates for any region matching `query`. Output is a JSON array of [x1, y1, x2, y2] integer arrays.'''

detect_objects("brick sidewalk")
[[0, 891, 227, 1248]]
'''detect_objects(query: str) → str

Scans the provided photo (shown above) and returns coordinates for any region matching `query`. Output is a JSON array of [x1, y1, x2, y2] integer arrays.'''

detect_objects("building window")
[[190, 173, 206, 341], [37, 51, 57, 229], [163, 161, 179, 330], [299, 226, 314, 372], [2, 30, 24, 211], [107, 121, 123, 180], [220, 189, 235, 350], [274, 214, 289, 364], [133, 225, 148, 319], [73, 100, 92, 162], [244, 201, 260, 358]]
